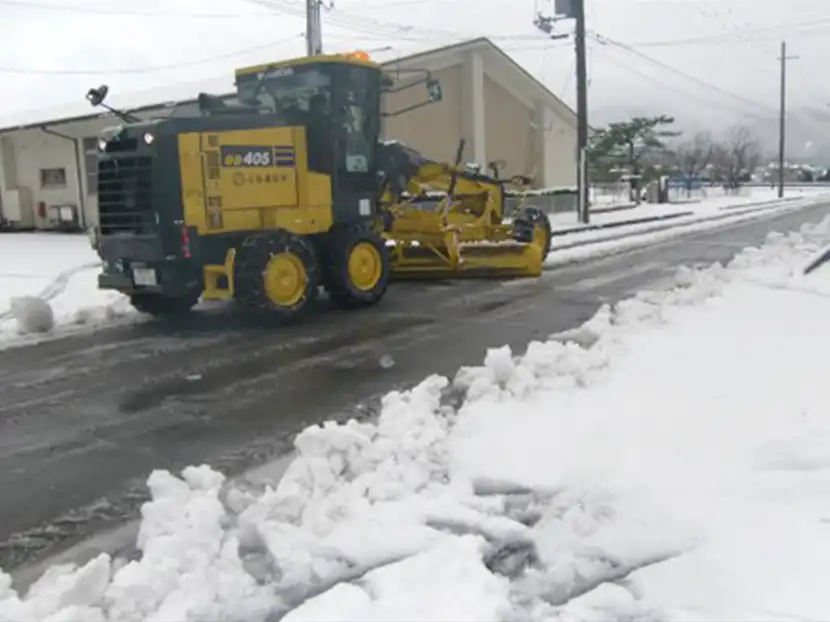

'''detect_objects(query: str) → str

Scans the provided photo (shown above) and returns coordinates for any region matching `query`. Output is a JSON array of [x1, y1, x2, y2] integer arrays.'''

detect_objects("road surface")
[[1, 203, 827, 572]]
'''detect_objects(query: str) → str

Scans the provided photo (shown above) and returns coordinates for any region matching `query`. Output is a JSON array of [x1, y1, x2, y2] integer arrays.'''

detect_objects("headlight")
[[143, 132, 155, 145], [97, 137, 107, 151]]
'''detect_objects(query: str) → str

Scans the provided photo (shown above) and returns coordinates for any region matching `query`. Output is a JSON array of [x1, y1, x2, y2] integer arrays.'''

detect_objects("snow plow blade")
[[387, 239, 544, 280], [377, 138, 552, 282]]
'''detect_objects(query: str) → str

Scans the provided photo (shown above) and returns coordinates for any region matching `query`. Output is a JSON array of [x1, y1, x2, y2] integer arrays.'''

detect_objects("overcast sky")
[[1, 0, 829, 134]]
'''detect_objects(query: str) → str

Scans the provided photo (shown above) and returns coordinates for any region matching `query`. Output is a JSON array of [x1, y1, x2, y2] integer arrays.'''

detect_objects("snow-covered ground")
[[4, 208, 830, 619], [555, 185, 822, 232], [546, 191, 830, 266], [0, 188, 826, 347], [0, 234, 135, 343], [587, 182, 789, 209]]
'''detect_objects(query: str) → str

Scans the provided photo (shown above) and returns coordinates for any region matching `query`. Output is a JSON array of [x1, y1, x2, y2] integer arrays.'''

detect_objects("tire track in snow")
[[0, 261, 101, 321]]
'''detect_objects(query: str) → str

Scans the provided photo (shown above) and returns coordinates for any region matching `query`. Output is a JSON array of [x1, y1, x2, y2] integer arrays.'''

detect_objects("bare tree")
[[673, 131, 715, 197], [714, 125, 761, 192]]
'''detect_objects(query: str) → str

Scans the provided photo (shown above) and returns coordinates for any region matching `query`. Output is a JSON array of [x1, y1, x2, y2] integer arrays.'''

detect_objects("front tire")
[[234, 230, 319, 323], [319, 223, 391, 309], [513, 206, 552, 263]]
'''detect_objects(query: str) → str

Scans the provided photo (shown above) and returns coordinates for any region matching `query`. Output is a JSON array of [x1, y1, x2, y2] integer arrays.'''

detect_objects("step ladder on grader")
[[377, 139, 553, 280]]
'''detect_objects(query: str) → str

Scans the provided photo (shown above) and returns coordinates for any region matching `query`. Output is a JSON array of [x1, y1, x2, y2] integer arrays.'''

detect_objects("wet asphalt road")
[[1, 203, 827, 571]]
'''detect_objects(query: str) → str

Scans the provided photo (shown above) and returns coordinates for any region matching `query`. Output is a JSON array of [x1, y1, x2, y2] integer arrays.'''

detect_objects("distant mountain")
[[745, 108, 830, 164]]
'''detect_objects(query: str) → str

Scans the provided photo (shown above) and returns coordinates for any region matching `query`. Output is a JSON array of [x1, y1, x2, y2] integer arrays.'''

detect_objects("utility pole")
[[306, 0, 323, 56], [777, 41, 798, 198], [535, 0, 589, 223], [573, 0, 589, 223]]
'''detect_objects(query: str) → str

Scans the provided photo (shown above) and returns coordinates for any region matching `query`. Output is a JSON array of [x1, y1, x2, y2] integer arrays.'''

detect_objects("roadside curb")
[[551, 196, 804, 239], [589, 198, 702, 217], [552, 211, 695, 237], [550, 198, 824, 257], [589, 203, 636, 215]]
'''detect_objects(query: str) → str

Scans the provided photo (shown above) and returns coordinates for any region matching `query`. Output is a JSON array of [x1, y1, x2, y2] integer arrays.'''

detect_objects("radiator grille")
[[97, 156, 155, 235]]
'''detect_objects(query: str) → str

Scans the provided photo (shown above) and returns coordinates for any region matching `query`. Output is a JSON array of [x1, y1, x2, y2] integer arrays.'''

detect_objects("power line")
[[0, 10, 556, 77], [590, 32, 779, 115], [607, 1, 830, 114], [0, 0, 262, 18], [0, 35, 301, 75], [588, 40, 770, 120], [250, 0, 547, 45], [354, 0, 452, 7], [248, 0, 448, 43], [315, 0, 546, 42], [622, 17, 830, 48], [689, 3, 830, 112], [591, 40, 818, 135], [560, 57, 575, 97]]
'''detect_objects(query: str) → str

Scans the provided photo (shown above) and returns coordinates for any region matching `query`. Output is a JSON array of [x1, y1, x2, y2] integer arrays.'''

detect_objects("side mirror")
[[426, 79, 442, 103], [197, 92, 228, 113], [86, 85, 109, 107]]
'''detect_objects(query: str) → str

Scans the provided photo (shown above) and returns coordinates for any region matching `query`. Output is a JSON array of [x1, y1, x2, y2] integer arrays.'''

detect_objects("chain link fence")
[[504, 192, 578, 217]]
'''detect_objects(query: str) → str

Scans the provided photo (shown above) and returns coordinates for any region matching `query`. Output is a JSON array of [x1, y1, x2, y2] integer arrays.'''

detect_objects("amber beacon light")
[[345, 50, 370, 60]]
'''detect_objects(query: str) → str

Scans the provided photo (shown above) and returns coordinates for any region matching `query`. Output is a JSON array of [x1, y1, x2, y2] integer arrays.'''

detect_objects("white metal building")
[[0, 37, 577, 231]]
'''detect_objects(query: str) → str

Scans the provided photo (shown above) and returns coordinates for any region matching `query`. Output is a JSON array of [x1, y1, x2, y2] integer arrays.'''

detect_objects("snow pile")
[[4, 217, 830, 620], [9, 296, 55, 334]]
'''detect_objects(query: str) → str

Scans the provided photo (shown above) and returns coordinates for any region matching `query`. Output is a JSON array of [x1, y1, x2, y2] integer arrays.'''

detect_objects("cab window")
[[338, 66, 378, 174], [236, 66, 332, 119]]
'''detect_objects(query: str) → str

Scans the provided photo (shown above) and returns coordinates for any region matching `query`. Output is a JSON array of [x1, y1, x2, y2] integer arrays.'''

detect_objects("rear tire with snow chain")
[[512, 206, 552, 263], [319, 222, 391, 309], [233, 230, 319, 323], [129, 292, 199, 317]]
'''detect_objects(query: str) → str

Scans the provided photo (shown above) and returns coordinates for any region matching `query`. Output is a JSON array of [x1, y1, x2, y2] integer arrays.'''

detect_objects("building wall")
[[481, 76, 577, 189], [381, 64, 463, 163], [476, 45, 577, 190], [10, 132, 80, 229], [542, 104, 577, 189], [0, 105, 200, 229], [380, 50, 577, 190], [483, 73, 535, 181], [0, 137, 11, 220]]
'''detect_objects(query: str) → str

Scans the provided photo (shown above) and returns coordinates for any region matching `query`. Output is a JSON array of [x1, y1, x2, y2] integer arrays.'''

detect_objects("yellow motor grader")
[[85, 49, 552, 323]]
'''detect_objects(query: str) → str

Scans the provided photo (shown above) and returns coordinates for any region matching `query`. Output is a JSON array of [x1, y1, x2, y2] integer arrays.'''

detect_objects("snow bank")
[[5, 217, 830, 620]]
